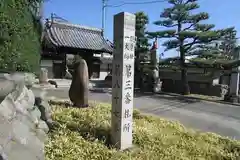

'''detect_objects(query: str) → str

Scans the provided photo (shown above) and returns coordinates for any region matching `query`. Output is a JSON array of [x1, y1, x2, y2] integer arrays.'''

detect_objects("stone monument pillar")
[[111, 12, 135, 150]]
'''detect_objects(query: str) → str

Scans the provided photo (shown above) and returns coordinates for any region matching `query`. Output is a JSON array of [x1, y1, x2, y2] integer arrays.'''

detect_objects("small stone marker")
[[39, 68, 48, 84], [111, 12, 135, 150]]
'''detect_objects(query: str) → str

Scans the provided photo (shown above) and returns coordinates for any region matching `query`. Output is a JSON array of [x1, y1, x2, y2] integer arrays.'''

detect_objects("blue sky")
[[44, 0, 240, 58]]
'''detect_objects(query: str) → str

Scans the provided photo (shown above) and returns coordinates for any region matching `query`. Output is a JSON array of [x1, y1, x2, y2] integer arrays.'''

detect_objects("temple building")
[[41, 17, 113, 79]]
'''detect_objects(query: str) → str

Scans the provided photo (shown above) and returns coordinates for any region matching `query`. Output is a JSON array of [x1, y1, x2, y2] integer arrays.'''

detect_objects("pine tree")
[[219, 28, 238, 57], [134, 12, 150, 88], [135, 12, 150, 59], [148, 0, 234, 95]]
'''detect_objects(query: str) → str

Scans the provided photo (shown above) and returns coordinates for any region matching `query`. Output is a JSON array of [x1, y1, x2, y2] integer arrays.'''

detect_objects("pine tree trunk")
[[181, 66, 190, 95], [177, 21, 190, 95], [180, 46, 190, 95]]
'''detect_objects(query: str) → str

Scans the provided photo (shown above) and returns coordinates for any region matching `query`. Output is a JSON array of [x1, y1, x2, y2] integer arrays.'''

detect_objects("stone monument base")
[[224, 94, 239, 103]]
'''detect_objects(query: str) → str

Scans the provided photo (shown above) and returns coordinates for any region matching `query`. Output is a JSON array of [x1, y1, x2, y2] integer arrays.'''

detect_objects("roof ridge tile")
[[52, 20, 102, 32]]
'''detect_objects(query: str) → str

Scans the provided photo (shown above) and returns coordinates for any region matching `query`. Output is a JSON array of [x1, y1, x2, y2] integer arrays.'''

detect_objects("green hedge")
[[0, 0, 42, 73]]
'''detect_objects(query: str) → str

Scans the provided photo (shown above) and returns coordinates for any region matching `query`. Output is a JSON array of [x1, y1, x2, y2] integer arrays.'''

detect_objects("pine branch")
[[153, 20, 177, 27], [194, 24, 215, 31], [162, 39, 180, 51], [185, 12, 209, 23], [184, 38, 198, 51], [183, 23, 195, 31], [179, 31, 199, 39], [147, 30, 177, 38], [183, 2, 199, 10], [160, 8, 174, 18], [184, 0, 198, 5], [168, 0, 177, 5]]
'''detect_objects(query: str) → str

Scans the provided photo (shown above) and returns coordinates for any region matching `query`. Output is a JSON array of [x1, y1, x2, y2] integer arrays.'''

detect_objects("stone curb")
[[89, 88, 112, 92], [157, 92, 240, 107], [34, 84, 240, 107]]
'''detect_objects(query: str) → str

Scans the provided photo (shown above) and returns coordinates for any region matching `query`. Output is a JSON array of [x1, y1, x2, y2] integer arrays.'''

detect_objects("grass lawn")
[[45, 101, 240, 160]]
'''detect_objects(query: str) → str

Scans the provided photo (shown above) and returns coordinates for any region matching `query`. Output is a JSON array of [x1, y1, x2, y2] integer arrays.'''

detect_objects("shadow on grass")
[[66, 110, 144, 148], [68, 124, 113, 148]]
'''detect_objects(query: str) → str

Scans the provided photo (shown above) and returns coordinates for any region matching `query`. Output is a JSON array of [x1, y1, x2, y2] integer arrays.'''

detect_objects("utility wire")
[[106, 0, 167, 8]]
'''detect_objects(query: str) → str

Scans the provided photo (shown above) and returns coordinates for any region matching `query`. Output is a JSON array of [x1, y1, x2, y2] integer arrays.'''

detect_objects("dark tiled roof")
[[43, 21, 113, 53]]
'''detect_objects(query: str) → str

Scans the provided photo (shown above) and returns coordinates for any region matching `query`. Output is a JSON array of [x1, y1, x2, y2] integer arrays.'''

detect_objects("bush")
[[45, 101, 240, 160], [0, 0, 41, 72]]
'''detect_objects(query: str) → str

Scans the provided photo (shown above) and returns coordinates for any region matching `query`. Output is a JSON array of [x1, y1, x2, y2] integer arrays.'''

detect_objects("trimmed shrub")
[[0, 0, 42, 72]]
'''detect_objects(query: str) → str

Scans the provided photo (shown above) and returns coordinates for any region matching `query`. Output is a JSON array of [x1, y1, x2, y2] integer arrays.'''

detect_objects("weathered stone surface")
[[39, 68, 48, 84], [69, 58, 89, 107], [35, 97, 54, 130], [0, 97, 16, 120], [28, 106, 41, 119], [35, 128, 48, 142], [0, 74, 50, 160], [0, 146, 7, 160], [111, 12, 135, 150], [4, 141, 39, 160], [20, 87, 35, 108], [15, 113, 36, 131], [23, 73, 37, 88], [0, 80, 15, 101], [32, 88, 46, 99], [3, 72, 37, 88], [0, 115, 12, 147], [37, 121, 49, 133], [11, 120, 44, 155]]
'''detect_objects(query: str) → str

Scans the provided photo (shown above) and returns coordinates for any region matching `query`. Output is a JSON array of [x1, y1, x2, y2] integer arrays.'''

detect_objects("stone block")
[[0, 80, 15, 101], [36, 121, 49, 133], [4, 140, 40, 160], [0, 116, 12, 147], [11, 120, 44, 158], [13, 112, 48, 142], [7, 83, 25, 101], [34, 128, 48, 142], [13, 101, 29, 116], [0, 72, 48, 160], [28, 106, 41, 121], [23, 73, 37, 88], [18, 87, 35, 108], [15, 112, 36, 131], [0, 145, 8, 160], [0, 98, 16, 121], [32, 88, 46, 99]]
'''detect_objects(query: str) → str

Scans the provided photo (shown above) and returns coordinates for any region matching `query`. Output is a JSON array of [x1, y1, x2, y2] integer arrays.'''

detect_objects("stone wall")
[[159, 70, 220, 83], [161, 79, 228, 97], [0, 73, 51, 160]]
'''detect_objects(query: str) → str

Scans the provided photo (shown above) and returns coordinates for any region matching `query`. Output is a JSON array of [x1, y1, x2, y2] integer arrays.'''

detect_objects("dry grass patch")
[[45, 101, 240, 160]]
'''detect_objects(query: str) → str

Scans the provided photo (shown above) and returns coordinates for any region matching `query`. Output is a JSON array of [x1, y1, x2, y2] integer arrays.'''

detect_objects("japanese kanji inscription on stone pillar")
[[111, 12, 135, 150]]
